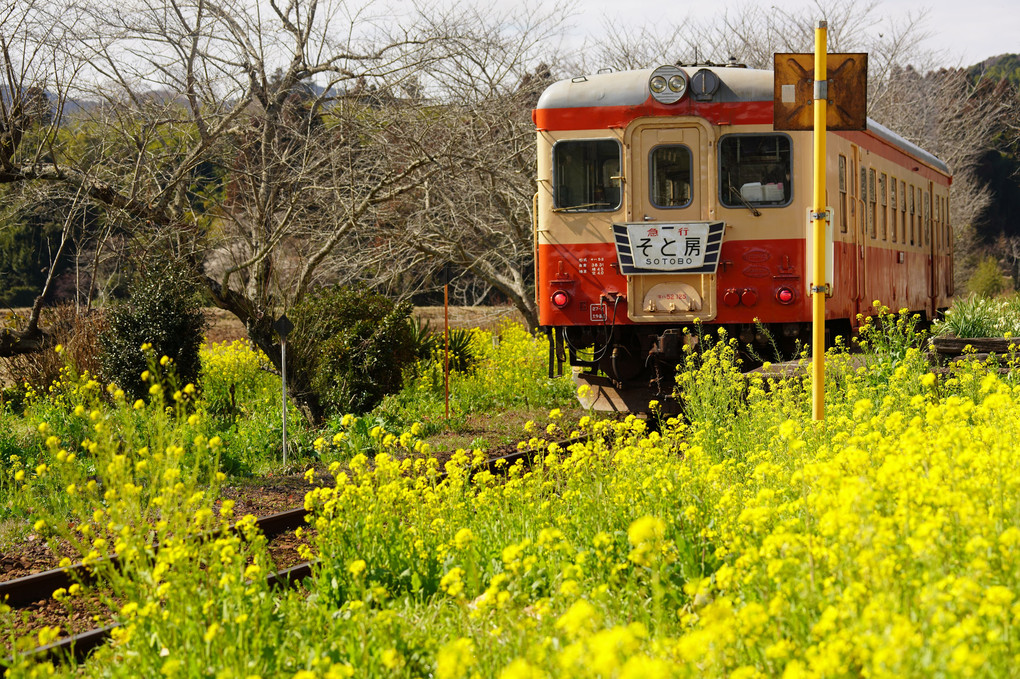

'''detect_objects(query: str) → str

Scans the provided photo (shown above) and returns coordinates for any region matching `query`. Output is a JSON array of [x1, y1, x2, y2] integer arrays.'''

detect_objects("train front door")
[[620, 122, 716, 322], [630, 124, 707, 223]]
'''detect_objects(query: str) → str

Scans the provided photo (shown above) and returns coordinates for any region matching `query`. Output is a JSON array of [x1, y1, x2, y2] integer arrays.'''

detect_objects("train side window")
[[868, 168, 877, 239], [900, 180, 907, 244], [879, 173, 888, 241], [909, 186, 916, 246], [922, 186, 930, 244], [553, 139, 622, 212], [924, 191, 931, 246], [939, 196, 944, 245], [650, 145, 693, 208], [945, 196, 951, 247], [943, 196, 950, 244], [838, 155, 848, 233], [849, 157, 858, 225], [719, 134, 792, 208], [890, 177, 897, 243]]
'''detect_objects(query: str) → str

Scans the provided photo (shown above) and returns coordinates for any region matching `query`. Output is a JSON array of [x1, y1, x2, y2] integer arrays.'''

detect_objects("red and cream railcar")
[[533, 64, 953, 410]]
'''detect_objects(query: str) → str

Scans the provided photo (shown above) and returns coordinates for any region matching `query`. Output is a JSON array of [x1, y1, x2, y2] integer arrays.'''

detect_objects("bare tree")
[[583, 0, 925, 72], [0, 0, 90, 354], [873, 66, 1016, 285], [0, 0, 469, 376], [338, 2, 570, 329]]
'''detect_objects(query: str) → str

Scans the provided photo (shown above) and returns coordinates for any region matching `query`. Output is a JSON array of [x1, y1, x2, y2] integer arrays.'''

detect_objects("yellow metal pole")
[[811, 21, 828, 420]]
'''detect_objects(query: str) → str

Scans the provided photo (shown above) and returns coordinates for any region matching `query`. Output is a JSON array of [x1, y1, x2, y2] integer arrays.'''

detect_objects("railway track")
[[0, 506, 309, 609], [5, 440, 573, 664]]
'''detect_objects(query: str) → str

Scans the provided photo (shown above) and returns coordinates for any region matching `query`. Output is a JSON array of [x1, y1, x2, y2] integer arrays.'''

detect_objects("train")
[[533, 62, 953, 411]]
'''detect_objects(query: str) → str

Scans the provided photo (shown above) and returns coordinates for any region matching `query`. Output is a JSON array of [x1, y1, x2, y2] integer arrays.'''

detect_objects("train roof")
[[536, 66, 950, 176]]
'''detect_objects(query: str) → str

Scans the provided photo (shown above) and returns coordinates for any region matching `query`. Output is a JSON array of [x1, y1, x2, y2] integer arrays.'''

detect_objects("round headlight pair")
[[648, 65, 688, 104]]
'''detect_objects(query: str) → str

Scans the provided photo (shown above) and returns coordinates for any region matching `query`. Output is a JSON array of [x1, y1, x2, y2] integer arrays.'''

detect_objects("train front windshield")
[[719, 134, 793, 208], [553, 139, 622, 212]]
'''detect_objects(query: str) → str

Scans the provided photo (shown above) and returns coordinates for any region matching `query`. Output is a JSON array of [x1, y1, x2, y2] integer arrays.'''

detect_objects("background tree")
[[0, 0, 92, 354], [320, 3, 568, 329], [2, 0, 1019, 380], [0, 0, 474, 415]]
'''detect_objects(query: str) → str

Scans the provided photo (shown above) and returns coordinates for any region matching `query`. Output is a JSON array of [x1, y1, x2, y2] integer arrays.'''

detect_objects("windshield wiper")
[[552, 203, 612, 213], [727, 182, 762, 217]]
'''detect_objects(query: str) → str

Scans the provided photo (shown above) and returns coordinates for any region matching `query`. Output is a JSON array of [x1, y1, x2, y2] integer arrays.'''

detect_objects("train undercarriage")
[[546, 320, 850, 413]]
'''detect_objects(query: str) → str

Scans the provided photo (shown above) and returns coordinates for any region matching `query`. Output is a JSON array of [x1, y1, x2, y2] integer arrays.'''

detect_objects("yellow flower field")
[[4, 317, 1020, 678]]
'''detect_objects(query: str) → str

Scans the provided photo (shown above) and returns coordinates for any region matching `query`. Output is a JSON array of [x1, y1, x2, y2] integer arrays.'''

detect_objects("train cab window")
[[650, 145, 693, 208], [719, 134, 792, 208], [553, 139, 622, 211]]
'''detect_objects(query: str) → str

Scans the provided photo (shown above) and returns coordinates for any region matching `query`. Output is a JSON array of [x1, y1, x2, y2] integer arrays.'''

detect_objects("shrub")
[[287, 285, 416, 422], [198, 340, 310, 474], [408, 317, 479, 373], [0, 305, 105, 394], [967, 256, 1011, 297], [442, 328, 479, 373], [200, 340, 277, 422], [408, 316, 438, 360], [99, 263, 206, 398]]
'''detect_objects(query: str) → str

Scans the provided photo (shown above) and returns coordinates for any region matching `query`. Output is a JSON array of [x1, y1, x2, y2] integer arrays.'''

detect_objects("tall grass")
[[373, 322, 575, 434], [933, 293, 1020, 338]]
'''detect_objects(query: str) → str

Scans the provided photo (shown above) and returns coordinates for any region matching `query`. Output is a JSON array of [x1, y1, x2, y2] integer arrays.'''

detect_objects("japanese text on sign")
[[624, 223, 709, 271]]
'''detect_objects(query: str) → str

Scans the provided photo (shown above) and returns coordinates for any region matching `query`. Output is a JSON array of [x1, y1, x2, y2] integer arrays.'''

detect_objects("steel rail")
[[1, 508, 310, 609], [11, 438, 582, 664], [16, 562, 322, 665]]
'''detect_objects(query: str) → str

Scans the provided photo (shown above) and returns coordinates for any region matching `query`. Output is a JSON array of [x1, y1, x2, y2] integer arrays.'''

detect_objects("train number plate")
[[622, 223, 710, 271]]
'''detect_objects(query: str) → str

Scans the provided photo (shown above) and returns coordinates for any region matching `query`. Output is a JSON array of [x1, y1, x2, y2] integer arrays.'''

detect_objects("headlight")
[[648, 65, 688, 104]]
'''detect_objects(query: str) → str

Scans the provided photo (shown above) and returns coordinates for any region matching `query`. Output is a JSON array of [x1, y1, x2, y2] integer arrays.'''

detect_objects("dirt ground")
[[199, 306, 527, 346], [412, 305, 525, 331], [202, 307, 248, 344], [1, 305, 527, 380]]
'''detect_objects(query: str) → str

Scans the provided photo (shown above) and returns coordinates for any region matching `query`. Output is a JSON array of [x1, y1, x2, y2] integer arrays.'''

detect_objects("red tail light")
[[551, 290, 571, 308], [776, 287, 796, 305]]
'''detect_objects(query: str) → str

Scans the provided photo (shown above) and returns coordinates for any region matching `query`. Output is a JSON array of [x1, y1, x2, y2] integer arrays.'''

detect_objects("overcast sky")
[[564, 0, 1018, 67]]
